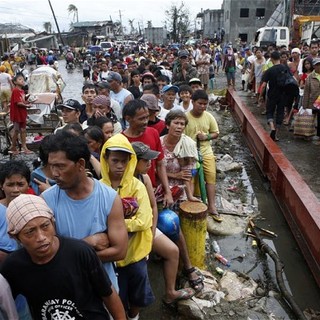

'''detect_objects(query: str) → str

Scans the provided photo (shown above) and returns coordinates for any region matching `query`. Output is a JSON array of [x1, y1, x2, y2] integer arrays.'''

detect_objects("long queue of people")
[[1, 36, 319, 318], [0, 44, 223, 320]]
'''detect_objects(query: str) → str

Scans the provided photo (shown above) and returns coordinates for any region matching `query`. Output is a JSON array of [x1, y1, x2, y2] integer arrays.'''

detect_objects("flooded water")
[[214, 108, 320, 312], [58, 63, 84, 102]]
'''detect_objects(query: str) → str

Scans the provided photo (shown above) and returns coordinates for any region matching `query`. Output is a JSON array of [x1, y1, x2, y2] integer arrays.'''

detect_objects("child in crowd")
[[80, 83, 97, 123], [84, 126, 105, 160], [131, 141, 196, 306], [100, 134, 154, 320], [184, 90, 221, 222], [9, 74, 33, 155], [0, 160, 34, 319], [158, 85, 184, 120], [94, 116, 115, 142], [188, 78, 203, 93], [178, 84, 193, 112]]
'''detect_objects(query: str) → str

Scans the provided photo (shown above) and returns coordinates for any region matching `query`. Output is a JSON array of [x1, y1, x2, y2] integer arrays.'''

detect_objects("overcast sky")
[[1, 0, 223, 33]]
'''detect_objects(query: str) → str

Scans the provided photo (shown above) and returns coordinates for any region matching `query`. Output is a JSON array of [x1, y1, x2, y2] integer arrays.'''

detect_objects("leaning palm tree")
[[68, 4, 79, 23], [43, 21, 52, 33], [128, 19, 135, 34]]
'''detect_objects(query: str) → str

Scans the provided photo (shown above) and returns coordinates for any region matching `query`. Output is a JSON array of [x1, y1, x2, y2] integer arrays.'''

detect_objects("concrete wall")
[[202, 9, 224, 39], [144, 27, 167, 45], [223, 0, 279, 45]]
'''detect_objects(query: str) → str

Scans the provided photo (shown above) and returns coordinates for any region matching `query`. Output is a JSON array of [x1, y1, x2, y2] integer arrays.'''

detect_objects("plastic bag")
[[121, 197, 139, 219]]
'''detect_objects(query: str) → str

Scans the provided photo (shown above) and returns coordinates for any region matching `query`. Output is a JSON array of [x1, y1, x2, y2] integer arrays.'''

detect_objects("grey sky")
[[1, 0, 223, 32]]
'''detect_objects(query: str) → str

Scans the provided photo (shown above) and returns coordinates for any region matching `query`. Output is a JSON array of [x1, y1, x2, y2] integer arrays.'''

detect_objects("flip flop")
[[208, 211, 223, 222], [21, 149, 34, 154], [183, 267, 205, 292], [162, 287, 195, 309], [8, 149, 19, 156]]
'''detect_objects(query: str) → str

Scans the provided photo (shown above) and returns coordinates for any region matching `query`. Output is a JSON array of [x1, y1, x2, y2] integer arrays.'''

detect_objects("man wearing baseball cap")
[[141, 93, 166, 135], [0, 194, 126, 320], [172, 50, 198, 86], [55, 99, 82, 133]]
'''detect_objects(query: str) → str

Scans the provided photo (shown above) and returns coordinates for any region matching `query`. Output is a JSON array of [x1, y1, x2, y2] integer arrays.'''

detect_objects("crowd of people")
[[234, 40, 320, 141], [0, 36, 320, 319]]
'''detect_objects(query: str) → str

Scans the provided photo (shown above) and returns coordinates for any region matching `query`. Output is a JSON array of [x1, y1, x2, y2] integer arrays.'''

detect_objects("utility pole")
[[119, 10, 123, 38], [48, 0, 65, 46]]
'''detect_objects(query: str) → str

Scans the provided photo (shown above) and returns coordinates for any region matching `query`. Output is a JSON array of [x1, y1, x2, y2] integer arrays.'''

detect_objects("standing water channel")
[[58, 65, 320, 319]]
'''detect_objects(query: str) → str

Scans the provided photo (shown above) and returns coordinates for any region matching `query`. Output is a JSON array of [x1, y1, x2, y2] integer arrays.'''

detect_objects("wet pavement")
[[236, 89, 320, 200]]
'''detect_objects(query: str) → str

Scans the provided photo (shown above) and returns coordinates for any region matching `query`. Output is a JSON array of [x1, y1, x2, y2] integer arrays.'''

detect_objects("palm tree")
[[43, 21, 52, 33], [68, 4, 79, 23]]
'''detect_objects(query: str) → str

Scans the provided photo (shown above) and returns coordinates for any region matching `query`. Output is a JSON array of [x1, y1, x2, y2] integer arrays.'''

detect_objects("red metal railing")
[[227, 88, 320, 287]]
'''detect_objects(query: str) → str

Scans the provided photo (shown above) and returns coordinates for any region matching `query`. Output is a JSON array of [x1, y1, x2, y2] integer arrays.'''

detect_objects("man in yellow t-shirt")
[[184, 89, 221, 222]]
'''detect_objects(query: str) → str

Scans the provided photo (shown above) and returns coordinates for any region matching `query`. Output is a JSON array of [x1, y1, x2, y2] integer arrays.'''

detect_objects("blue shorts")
[[117, 259, 155, 310]]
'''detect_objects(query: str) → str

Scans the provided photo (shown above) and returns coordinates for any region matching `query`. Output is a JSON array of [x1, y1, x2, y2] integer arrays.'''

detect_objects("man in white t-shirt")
[[107, 71, 133, 128]]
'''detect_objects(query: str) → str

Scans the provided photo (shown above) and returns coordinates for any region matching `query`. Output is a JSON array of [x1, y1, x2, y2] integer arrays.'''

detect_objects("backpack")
[[276, 68, 298, 89], [66, 52, 73, 61]]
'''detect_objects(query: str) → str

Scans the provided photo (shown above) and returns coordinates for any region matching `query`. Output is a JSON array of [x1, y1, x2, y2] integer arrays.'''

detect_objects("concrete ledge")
[[226, 88, 320, 287]]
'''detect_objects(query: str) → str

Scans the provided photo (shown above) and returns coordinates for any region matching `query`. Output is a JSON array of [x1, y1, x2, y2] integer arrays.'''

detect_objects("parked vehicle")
[[252, 16, 320, 49], [252, 27, 290, 48], [87, 45, 103, 56]]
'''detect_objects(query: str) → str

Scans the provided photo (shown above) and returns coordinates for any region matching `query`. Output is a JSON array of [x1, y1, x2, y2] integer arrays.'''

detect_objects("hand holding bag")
[[313, 95, 320, 110]]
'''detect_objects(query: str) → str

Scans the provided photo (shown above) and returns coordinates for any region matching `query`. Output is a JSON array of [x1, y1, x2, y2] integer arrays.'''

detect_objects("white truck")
[[252, 16, 320, 49], [252, 26, 290, 48]]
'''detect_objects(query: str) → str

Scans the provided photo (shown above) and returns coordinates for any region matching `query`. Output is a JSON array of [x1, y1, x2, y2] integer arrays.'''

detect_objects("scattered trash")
[[227, 185, 239, 192], [214, 253, 231, 267], [248, 219, 278, 238], [215, 267, 224, 275], [211, 240, 220, 253]]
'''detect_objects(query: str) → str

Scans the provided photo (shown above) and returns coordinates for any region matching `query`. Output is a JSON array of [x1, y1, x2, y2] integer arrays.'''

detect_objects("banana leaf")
[[197, 139, 207, 204]]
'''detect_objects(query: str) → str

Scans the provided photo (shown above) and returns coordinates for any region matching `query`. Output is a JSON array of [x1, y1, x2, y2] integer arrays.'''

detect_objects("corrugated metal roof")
[[72, 21, 113, 28], [0, 33, 34, 39], [23, 35, 57, 43]]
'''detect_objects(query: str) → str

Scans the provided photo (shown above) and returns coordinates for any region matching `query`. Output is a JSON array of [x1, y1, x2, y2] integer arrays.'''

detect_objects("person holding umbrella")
[[184, 90, 221, 222]]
